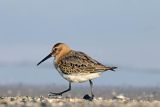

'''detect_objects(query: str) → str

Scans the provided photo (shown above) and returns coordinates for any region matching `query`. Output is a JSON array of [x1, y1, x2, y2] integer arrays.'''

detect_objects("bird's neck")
[[55, 49, 71, 63]]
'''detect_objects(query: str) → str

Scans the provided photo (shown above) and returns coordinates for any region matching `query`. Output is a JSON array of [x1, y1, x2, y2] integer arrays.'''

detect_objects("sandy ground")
[[1, 85, 160, 107], [0, 96, 160, 107]]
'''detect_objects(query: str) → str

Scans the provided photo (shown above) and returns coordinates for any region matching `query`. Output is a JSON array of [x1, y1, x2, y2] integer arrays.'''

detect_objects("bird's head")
[[37, 43, 71, 66]]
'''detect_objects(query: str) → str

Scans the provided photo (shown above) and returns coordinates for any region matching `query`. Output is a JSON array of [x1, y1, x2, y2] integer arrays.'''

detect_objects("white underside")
[[62, 73, 101, 83], [55, 63, 102, 83]]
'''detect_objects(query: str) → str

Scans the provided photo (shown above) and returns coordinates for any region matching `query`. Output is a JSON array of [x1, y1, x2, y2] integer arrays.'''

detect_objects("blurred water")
[[0, 65, 160, 87]]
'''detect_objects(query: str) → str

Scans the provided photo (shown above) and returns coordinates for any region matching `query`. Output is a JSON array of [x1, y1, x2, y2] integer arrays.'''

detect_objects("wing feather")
[[57, 51, 108, 74]]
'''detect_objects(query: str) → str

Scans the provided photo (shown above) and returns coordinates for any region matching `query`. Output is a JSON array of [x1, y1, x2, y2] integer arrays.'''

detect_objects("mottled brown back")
[[57, 50, 112, 75]]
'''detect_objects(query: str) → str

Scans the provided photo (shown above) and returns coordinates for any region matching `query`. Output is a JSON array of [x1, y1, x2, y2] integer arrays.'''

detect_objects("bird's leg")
[[83, 80, 94, 101], [90, 80, 94, 98], [48, 82, 71, 97]]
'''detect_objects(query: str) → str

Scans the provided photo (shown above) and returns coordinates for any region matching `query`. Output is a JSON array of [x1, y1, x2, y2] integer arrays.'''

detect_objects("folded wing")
[[57, 51, 116, 74]]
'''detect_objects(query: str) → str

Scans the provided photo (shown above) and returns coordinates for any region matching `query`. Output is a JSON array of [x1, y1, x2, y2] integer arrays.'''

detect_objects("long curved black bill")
[[37, 53, 52, 66]]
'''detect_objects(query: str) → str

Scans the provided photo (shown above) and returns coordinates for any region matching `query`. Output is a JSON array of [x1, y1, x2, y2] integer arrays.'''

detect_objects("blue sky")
[[0, 0, 160, 86]]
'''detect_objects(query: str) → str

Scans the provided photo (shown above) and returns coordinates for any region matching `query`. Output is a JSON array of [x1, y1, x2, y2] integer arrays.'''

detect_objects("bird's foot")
[[48, 92, 63, 98], [83, 94, 94, 101]]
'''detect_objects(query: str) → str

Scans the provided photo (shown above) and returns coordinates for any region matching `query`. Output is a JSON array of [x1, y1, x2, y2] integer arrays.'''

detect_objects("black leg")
[[49, 82, 71, 96], [83, 80, 94, 101], [89, 80, 94, 98]]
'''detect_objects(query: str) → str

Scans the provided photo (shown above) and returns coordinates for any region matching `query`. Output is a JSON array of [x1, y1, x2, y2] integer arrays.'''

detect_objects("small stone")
[[0, 97, 4, 99], [112, 94, 130, 102], [31, 97, 37, 103], [0, 100, 8, 105], [21, 97, 27, 103], [97, 97, 103, 100], [40, 100, 47, 106], [10, 97, 16, 101]]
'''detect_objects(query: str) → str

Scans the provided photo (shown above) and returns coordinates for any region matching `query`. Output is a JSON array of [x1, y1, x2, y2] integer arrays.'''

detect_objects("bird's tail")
[[105, 66, 117, 71]]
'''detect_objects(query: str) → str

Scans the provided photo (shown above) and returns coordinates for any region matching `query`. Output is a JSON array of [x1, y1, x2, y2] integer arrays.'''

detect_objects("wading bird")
[[37, 43, 117, 101]]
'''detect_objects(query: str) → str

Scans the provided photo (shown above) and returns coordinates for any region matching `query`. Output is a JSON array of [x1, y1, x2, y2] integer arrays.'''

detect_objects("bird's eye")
[[54, 48, 57, 51]]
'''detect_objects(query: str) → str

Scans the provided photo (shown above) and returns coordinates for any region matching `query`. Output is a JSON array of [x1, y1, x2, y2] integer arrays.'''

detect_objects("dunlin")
[[37, 43, 117, 100]]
